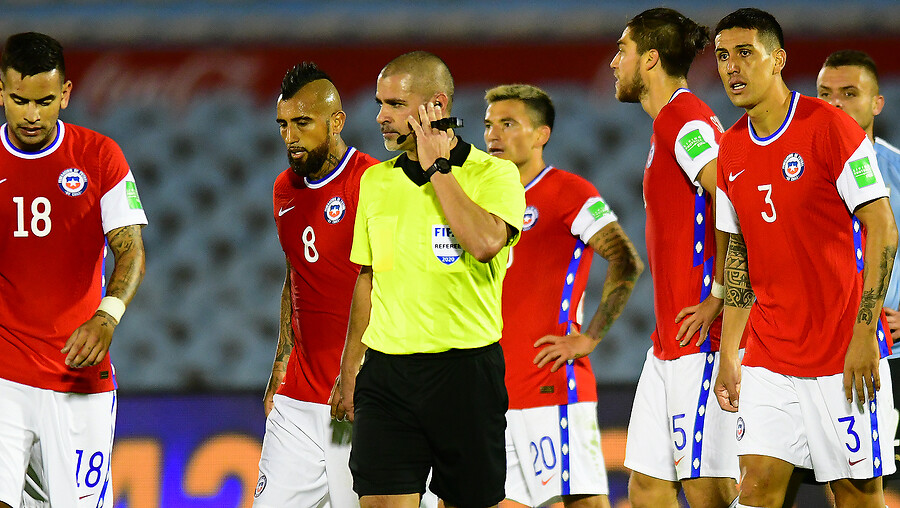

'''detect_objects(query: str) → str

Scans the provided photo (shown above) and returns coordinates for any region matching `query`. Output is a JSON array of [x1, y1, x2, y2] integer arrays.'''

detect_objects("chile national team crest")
[[324, 196, 346, 223], [782, 153, 805, 181], [522, 206, 539, 231], [254, 473, 267, 498], [58, 168, 88, 196]]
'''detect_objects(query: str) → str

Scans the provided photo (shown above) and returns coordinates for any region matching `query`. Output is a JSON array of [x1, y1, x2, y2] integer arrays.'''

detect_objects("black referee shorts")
[[350, 342, 508, 508]]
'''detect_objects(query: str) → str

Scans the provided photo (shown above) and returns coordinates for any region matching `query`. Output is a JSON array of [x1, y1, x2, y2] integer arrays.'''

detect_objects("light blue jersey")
[[876, 137, 900, 310]]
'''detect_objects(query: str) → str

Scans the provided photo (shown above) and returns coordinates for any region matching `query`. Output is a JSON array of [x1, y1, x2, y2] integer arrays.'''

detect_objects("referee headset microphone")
[[394, 100, 464, 144]]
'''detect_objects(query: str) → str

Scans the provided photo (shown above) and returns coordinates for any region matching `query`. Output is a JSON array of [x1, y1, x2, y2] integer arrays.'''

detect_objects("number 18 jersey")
[[272, 147, 378, 404], [0, 121, 148, 393]]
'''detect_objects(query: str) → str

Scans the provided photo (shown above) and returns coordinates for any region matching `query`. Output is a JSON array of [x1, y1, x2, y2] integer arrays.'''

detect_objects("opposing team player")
[[817, 50, 900, 341], [610, 8, 740, 508], [713, 9, 897, 507], [253, 62, 378, 508], [0, 32, 147, 507], [483, 84, 643, 508]]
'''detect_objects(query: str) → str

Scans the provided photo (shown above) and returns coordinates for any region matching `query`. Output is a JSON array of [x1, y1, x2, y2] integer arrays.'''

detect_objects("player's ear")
[[331, 110, 346, 135], [431, 92, 450, 113], [60, 80, 72, 110], [535, 125, 551, 149], [873, 94, 885, 117], [644, 49, 660, 72], [772, 48, 786, 75]]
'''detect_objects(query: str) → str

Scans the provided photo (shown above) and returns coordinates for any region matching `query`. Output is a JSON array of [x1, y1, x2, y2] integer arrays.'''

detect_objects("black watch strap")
[[424, 158, 452, 181]]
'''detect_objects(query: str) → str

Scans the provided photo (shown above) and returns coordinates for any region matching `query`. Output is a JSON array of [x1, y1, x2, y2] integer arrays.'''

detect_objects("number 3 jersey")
[[500, 166, 618, 409], [716, 92, 891, 377], [272, 147, 378, 404], [0, 121, 148, 393]]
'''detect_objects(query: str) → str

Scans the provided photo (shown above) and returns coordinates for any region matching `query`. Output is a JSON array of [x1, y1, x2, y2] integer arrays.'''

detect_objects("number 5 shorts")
[[737, 359, 896, 482], [350, 343, 508, 508], [0, 377, 116, 507], [624, 347, 740, 482], [505, 401, 609, 506]]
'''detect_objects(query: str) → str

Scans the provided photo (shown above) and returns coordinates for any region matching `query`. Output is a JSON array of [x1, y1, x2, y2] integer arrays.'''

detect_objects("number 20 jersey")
[[272, 147, 378, 404], [0, 121, 148, 393], [716, 92, 891, 377]]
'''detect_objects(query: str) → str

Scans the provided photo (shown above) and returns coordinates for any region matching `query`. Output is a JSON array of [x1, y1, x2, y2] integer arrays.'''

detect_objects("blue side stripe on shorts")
[[558, 404, 571, 495], [559, 241, 587, 405], [690, 353, 716, 478], [96, 392, 117, 508], [869, 391, 883, 477]]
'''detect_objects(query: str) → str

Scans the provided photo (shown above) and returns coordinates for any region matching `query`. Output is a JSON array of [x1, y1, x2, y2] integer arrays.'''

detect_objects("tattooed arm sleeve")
[[105, 224, 147, 305]]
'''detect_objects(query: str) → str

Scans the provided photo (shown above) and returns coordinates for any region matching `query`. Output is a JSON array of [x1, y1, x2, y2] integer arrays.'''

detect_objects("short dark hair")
[[823, 49, 879, 87], [280, 62, 332, 101], [0, 32, 66, 81], [484, 84, 555, 131], [626, 8, 710, 79], [714, 8, 784, 53]]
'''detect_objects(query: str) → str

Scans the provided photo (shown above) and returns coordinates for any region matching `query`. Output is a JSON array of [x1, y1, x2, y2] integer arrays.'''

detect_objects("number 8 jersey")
[[272, 147, 378, 404], [0, 120, 148, 393], [716, 92, 891, 377]]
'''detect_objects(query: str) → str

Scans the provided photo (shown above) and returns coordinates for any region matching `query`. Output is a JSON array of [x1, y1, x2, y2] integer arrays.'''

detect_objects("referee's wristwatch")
[[424, 157, 452, 181]]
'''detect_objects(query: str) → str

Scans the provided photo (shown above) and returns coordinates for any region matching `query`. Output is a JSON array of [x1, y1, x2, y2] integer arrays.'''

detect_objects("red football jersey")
[[273, 147, 378, 404], [0, 121, 148, 393], [501, 167, 618, 409], [717, 93, 891, 377], [644, 89, 724, 360]]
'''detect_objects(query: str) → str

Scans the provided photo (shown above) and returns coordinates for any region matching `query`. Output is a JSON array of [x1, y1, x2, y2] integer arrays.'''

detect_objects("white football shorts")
[[737, 359, 897, 482], [253, 395, 357, 508], [0, 377, 116, 508], [505, 401, 609, 506], [624, 347, 740, 482]]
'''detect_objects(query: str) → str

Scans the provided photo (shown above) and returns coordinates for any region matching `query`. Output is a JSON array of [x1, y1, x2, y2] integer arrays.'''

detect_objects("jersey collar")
[[524, 165, 552, 191], [395, 137, 471, 187], [669, 88, 691, 103], [748, 91, 798, 146], [301, 146, 356, 189], [1, 120, 65, 159]]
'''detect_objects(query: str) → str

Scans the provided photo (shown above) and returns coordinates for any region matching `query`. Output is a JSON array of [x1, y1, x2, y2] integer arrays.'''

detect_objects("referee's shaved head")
[[380, 51, 454, 110]]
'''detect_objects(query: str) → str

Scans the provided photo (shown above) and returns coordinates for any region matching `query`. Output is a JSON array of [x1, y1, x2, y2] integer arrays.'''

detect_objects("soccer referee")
[[329, 51, 525, 508]]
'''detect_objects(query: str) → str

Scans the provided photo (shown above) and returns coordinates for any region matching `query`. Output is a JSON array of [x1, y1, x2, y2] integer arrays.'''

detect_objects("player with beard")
[[252, 62, 378, 508], [610, 8, 740, 508]]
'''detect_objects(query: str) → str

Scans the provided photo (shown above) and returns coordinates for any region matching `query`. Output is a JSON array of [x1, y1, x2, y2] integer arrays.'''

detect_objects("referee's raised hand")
[[409, 102, 451, 171]]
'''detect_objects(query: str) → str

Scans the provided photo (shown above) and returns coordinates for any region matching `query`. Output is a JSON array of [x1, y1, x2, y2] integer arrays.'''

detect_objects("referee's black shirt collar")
[[394, 138, 471, 187]]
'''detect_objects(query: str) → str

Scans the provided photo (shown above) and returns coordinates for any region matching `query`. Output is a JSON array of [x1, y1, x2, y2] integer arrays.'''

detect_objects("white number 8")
[[302, 225, 319, 263]]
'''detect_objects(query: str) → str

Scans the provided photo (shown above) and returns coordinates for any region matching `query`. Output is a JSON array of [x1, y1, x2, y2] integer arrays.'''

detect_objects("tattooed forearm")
[[274, 262, 295, 368], [105, 224, 146, 305], [724, 233, 755, 309], [857, 245, 897, 325], [585, 223, 644, 340]]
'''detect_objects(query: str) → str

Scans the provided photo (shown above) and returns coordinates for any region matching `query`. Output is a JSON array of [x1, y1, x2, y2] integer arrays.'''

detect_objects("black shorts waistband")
[[368, 341, 500, 360]]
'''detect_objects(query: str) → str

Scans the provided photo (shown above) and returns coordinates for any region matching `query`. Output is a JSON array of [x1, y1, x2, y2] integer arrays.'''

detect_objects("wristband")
[[711, 281, 725, 299], [97, 296, 126, 324]]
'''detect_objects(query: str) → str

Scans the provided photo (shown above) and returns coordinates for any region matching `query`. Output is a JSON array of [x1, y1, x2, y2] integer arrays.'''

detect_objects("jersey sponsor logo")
[[646, 142, 655, 169], [588, 199, 612, 221], [277, 206, 295, 216], [324, 196, 346, 223], [678, 129, 711, 160], [781, 153, 805, 181], [522, 205, 539, 231], [432, 225, 462, 265], [728, 169, 746, 182], [58, 168, 88, 196], [125, 181, 143, 209], [850, 157, 877, 188], [254, 473, 266, 498], [736, 416, 745, 441], [0, 178, 6, 184]]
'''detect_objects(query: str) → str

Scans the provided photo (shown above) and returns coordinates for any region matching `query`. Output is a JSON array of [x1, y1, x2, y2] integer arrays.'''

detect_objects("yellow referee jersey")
[[351, 140, 525, 354]]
